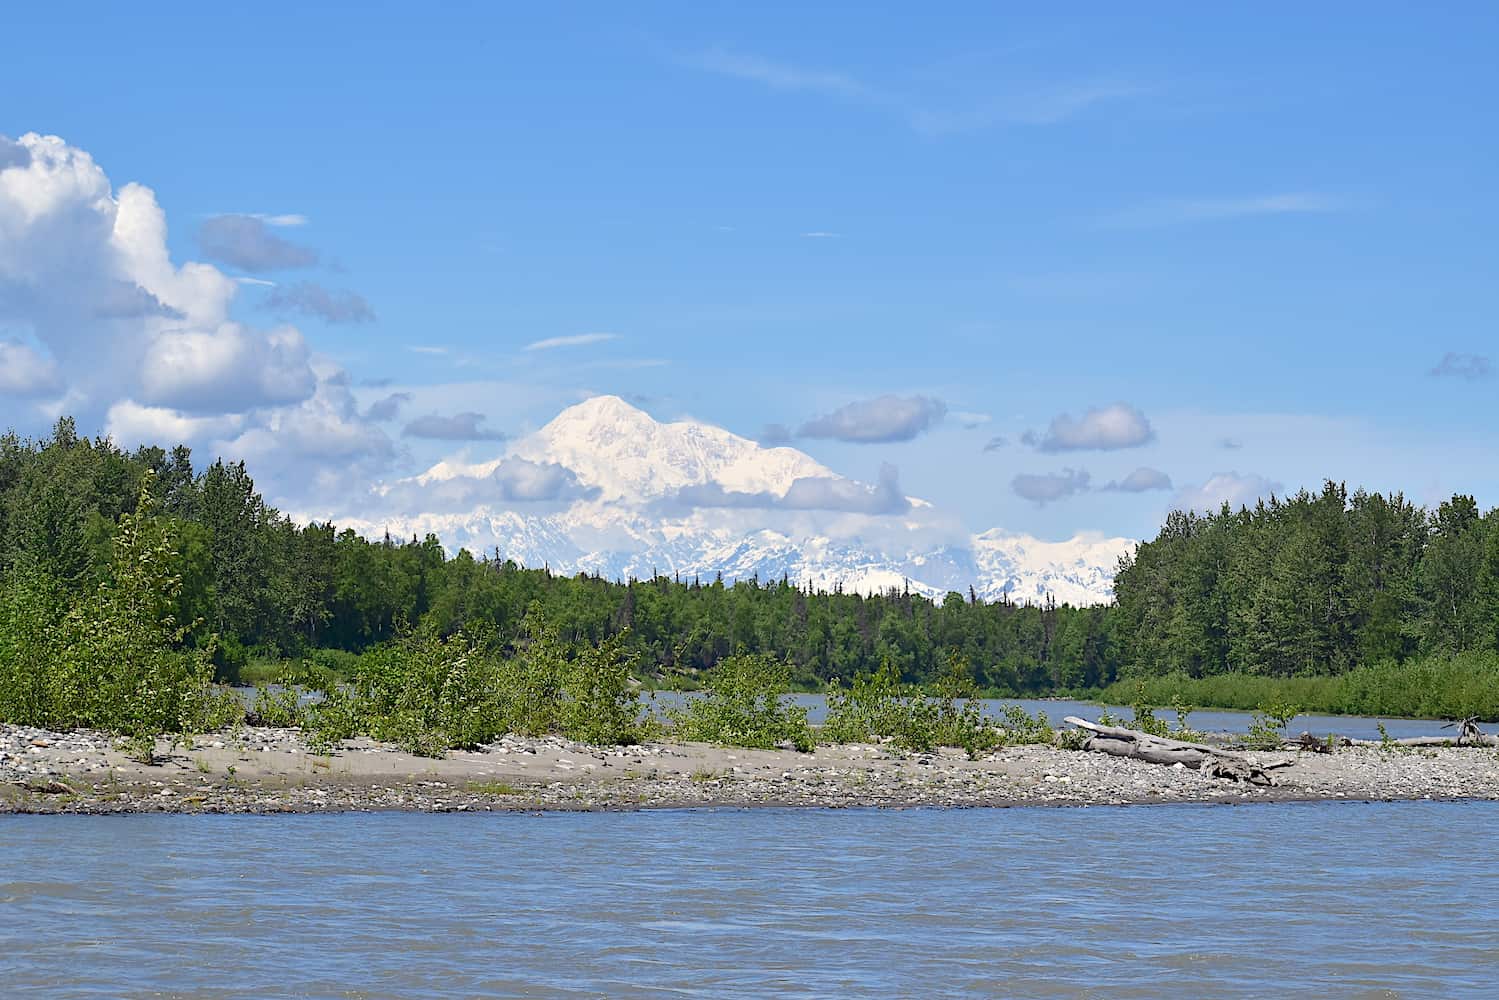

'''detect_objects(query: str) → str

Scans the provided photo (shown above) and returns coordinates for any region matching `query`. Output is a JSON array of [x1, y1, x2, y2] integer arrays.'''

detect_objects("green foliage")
[[1114, 481, 1499, 688], [560, 628, 645, 746], [316, 627, 508, 756], [8, 415, 1499, 743], [822, 654, 1005, 757], [249, 684, 303, 728], [0, 473, 234, 744], [669, 653, 813, 751], [1246, 701, 1299, 749], [1128, 682, 1171, 738], [994, 704, 1054, 746], [822, 662, 921, 746], [1101, 654, 1499, 722], [297, 603, 649, 756]]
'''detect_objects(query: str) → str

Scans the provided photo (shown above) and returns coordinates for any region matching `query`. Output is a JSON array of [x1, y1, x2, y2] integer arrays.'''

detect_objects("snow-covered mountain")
[[346, 396, 1133, 605]]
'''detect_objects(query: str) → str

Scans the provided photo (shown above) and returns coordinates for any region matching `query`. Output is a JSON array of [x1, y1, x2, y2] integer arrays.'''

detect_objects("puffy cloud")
[[677, 464, 910, 515], [1102, 467, 1173, 492], [1174, 472, 1283, 513], [798, 394, 947, 443], [758, 423, 793, 446], [403, 412, 508, 441], [218, 373, 396, 505], [0, 133, 386, 504], [263, 282, 375, 324], [0, 136, 30, 171], [982, 435, 1008, 452], [197, 213, 318, 273], [1012, 468, 1090, 505], [0, 134, 320, 418], [1430, 352, 1492, 380], [104, 400, 245, 447], [374, 458, 599, 514], [0, 340, 61, 396], [489, 458, 595, 502], [364, 392, 411, 421], [139, 324, 315, 414], [1024, 402, 1154, 452]]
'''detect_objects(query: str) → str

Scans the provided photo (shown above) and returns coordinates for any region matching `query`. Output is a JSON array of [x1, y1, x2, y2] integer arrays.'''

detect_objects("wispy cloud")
[[525, 332, 620, 352], [263, 282, 375, 324], [1104, 193, 1343, 228], [801, 231, 841, 239], [685, 48, 870, 100], [403, 412, 508, 442], [1430, 352, 1492, 380], [1012, 468, 1090, 505], [408, 346, 449, 356], [683, 47, 1145, 134], [198, 214, 318, 273], [211, 212, 307, 227], [592, 358, 669, 370]]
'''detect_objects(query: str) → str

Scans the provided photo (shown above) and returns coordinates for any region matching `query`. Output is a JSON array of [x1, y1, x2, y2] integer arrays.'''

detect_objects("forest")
[[2, 419, 1498, 717], [0, 419, 1113, 694]]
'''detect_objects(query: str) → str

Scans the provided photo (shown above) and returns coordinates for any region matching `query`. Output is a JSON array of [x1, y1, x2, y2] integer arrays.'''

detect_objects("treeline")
[[0, 419, 1115, 693], [8, 419, 1497, 706], [1112, 482, 1499, 678]]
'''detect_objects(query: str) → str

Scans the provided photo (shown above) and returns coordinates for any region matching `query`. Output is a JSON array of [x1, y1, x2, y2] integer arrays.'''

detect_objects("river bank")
[[5, 722, 1499, 814]]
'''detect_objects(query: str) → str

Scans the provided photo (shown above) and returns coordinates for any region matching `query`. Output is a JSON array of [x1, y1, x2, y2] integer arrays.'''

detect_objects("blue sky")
[[1, 3, 1495, 541]]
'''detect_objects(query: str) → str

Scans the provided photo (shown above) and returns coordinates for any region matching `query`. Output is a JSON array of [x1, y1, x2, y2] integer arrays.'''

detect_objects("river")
[[645, 691, 1459, 741], [4, 800, 1495, 997]]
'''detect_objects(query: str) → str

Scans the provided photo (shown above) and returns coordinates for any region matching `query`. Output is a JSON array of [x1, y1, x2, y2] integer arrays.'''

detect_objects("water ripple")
[[2, 801, 1497, 998]]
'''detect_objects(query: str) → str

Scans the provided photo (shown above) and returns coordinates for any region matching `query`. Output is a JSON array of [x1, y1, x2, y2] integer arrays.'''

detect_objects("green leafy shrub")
[[0, 474, 235, 745], [669, 653, 813, 751], [249, 684, 303, 728], [994, 704, 1054, 746], [822, 655, 1002, 757], [1246, 700, 1299, 749], [560, 628, 646, 745], [822, 662, 921, 746], [299, 602, 649, 756]]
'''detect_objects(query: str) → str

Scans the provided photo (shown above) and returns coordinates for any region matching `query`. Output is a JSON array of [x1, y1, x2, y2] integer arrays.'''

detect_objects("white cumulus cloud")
[[1025, 402, 1154, 452], [0, 132, 388, 504], [1174, 472, 1283, 513]]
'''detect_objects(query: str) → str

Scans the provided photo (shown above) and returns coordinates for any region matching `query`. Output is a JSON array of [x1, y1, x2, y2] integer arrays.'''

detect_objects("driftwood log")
[[1298, 719, 1498, 749], [1064, 716, 1281, 786]]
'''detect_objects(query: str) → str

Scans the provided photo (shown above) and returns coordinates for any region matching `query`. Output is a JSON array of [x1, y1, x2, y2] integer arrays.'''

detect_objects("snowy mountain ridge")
[[348, 396, 1133, 605]]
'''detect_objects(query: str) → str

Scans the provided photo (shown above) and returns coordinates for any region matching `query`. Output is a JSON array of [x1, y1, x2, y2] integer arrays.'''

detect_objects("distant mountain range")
[[343, 396, 1132, 605]]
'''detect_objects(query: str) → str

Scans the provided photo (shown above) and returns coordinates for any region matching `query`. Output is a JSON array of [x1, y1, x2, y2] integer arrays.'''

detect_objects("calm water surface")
[[647, 691, 1462, 741], [242, 687, 1467, 742], [4, 801, 1496, 998]]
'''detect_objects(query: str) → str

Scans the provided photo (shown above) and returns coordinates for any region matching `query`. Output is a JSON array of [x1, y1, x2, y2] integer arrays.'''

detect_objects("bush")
[[993, 704, 1054, 747], [0, 474, 237, 744], [1101, 654, 1499, 723], [669, 653, 813, 751], [299, 603, 650, 756], [823, 654, 1002, 757], [306, 627, 507, 756]]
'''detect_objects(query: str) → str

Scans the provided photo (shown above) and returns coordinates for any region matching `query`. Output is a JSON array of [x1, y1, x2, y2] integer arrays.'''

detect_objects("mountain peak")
[[548, 394, 654, 428], [376, 396, 1130, 605], [514, 395, 831, 501]]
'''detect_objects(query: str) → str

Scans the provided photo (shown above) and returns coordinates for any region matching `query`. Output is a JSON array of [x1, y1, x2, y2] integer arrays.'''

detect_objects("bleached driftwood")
[[1302, 719, 1497, 749], [1064, 716, 1280, 786]]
